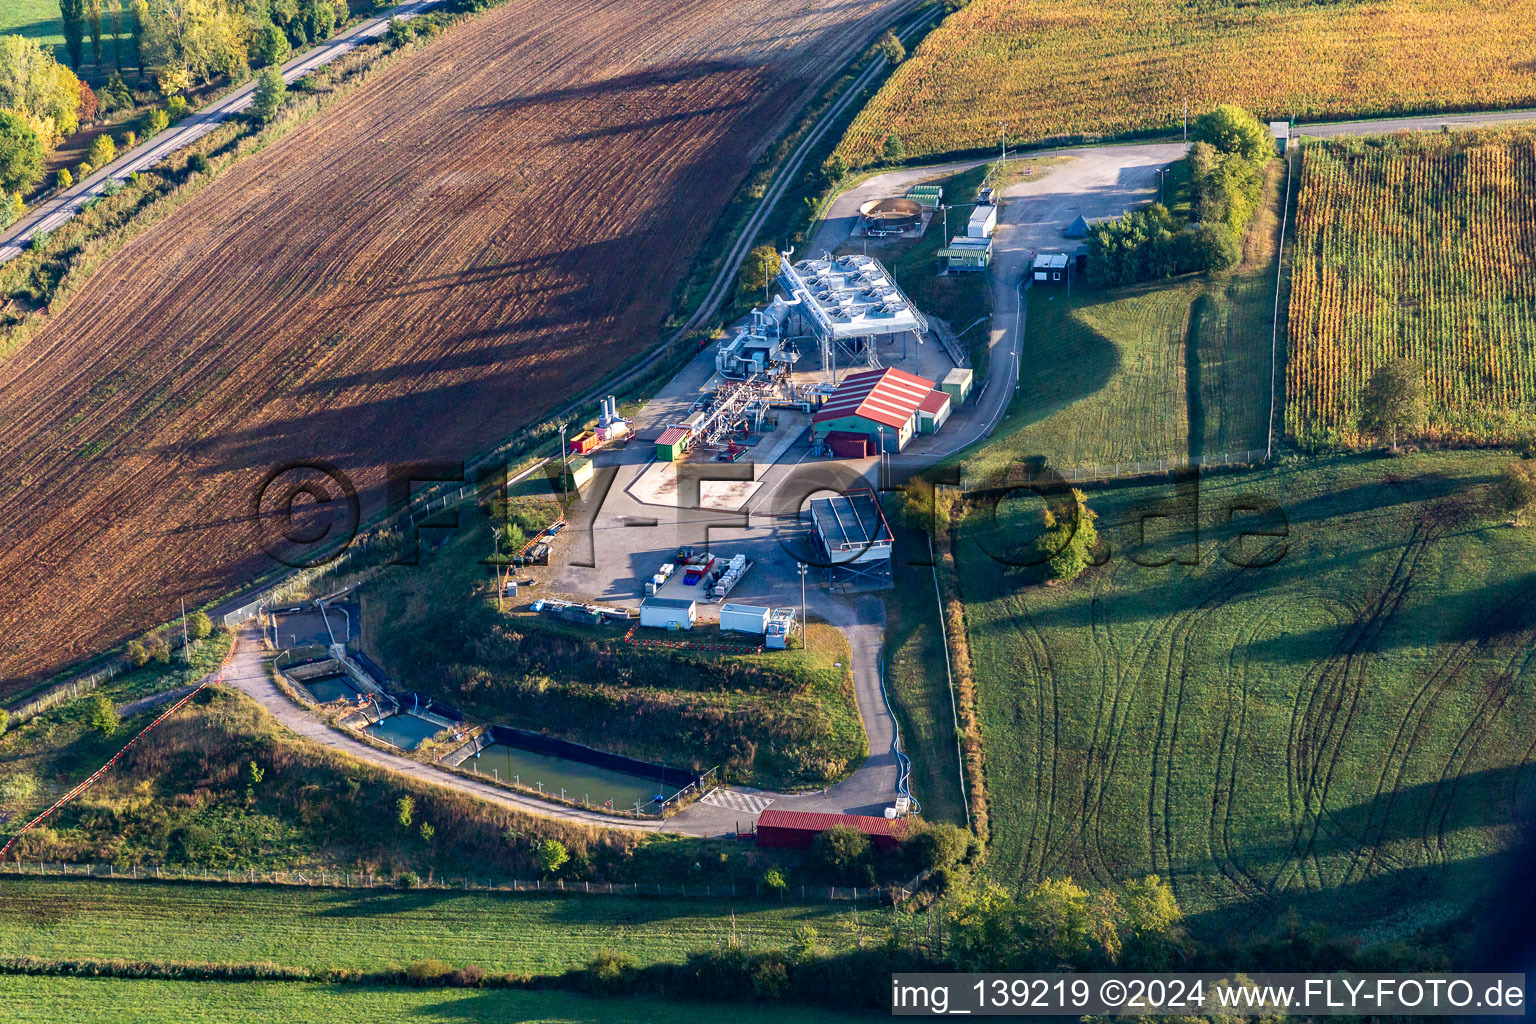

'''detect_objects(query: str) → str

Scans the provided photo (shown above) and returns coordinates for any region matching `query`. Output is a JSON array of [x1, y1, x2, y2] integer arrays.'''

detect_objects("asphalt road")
[[0, 0, 440, 266]]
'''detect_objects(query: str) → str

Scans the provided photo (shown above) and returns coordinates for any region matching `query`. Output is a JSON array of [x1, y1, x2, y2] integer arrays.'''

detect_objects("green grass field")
[[882, 522, 968, 826], [963, 160, 1283, 483], [0, 879, 889, 975], [0, 0, 63, 50], [953, 451, 1536, 939], [0, 976, 872, 1024]]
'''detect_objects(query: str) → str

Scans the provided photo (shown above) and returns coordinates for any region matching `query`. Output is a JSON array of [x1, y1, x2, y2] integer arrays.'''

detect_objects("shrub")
[[875, 29, 905, 65], [0, 708, 8, 736], [56, 167, 72, 189], [813, 825, 872, 883], [166, 96, 189, 120], [581, 950, 639, 995], [881, 133, 905, 162], [396, 794, 414, 827], [86, 134, 116, 168], [126, 640, 148, 667], [385, 17, 416, 47], [1186, 221, 1240, 273], [405, 959, 453, 984], [187, 611, 213, 641], [1497, 461, 1536, 526], [187, 153, 211, 176], [536, 838, 568, 875], [447, 964, 486, 987], [396, 871, 420, 889], [761, 866, 788, 896], [419, 821, 435, 842], [141, 108, 169, 136], [88, 693, 120, 736]]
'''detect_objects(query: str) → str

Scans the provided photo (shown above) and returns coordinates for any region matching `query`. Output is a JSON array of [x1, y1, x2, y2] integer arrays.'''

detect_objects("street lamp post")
[[1156, 167, 1167, 205], [797, 562, 808, 652], [997, 121, 1009, 164]]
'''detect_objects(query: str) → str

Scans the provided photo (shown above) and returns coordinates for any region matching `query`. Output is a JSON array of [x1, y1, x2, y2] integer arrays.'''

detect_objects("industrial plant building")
[[810, 367, 942, 455], [809, 488, 894, 586]]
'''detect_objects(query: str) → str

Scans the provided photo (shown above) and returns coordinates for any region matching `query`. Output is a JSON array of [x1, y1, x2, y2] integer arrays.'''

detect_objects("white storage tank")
[[639, 596, 696, 630], [719, 603, 770, 635]]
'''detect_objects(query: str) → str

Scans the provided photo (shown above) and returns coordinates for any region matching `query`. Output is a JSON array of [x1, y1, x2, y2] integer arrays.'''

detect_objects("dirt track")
[[0, 0, 908, 693]]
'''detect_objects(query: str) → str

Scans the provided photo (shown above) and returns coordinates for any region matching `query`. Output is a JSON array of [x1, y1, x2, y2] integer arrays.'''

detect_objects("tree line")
[[1087, 104, 1273, 286]]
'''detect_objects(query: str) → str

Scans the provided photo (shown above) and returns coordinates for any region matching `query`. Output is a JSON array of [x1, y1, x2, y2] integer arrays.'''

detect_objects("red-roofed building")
[[753, 808, 908, 851], [811, 367, 938, 453], [916, 389, 952, 434]]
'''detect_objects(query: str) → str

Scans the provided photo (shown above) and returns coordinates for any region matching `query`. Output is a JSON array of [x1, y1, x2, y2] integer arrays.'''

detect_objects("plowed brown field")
[[0, 0, 909, 693]]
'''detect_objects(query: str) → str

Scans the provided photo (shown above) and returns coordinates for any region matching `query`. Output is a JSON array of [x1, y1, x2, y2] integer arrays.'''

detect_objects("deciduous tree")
[[251, 66, 285, 123], [739, 243, 778, 297], [1496, 461, 1536, 526], [1190, 104, 1272, 164], [61, 0, 88, 69], [1358, 358, 1426, 451], [0, 112, 45, 193]]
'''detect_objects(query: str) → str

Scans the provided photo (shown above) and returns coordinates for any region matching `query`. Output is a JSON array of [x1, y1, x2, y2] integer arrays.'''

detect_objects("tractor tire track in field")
[[1211, 598, 1296, 903], [1421, 634, 1536, 864], [0, 0, 913, 692], [1343, 636, 1478, 885], [1277, 507, 1453, 895], [1146, 557, 1257, 902]]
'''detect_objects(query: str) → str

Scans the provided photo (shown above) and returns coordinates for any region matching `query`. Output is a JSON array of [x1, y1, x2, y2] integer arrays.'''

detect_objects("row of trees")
[[57, 0, 355, 86], [1087, 104, 1272, 286]]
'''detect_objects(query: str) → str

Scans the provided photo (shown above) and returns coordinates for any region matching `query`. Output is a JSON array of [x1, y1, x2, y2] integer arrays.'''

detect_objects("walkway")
[[221, 624, 659, 833]]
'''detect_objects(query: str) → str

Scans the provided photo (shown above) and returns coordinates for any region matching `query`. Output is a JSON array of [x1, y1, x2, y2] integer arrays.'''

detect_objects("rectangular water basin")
[[464, 743, 679, 812], [364, 712, 443, 751]]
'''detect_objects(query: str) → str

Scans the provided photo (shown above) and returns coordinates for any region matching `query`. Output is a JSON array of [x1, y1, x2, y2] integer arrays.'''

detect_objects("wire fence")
[[0, 860, 913, 904], [5, 667, 121, 727], [968, 448, 1271, 490]]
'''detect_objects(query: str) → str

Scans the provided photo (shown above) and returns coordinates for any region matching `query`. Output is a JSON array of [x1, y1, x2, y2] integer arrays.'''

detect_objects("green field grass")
[[0, 879, 889, 975], [0, 976, 873, 1024], [953, 451, 1536, 939], [963, 161, 1283, 483], [882, 523, 968, 826], [0, 0, 63, 50]]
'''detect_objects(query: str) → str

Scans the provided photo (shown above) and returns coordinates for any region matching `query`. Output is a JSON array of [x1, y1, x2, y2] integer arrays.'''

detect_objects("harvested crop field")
[[0, 0, 913, 693]]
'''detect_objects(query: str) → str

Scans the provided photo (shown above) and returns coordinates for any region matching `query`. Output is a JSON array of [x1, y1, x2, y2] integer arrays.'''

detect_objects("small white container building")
[[639, 596, 696, 631], [967, 204, 997, 238], [719, 603, 771, 635]]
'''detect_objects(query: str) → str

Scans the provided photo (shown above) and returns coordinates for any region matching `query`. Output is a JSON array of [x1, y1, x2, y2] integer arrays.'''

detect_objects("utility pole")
[[180, 598, 190, 665], [1183, 97, 1188, 142], [997, 121, 1008, 164], [797, 562, 808, 652], [558, 422, 569, 499]]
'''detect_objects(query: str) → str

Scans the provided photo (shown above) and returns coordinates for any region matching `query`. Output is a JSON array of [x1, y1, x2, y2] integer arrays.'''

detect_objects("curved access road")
[[0, 0, 440, 265], [221, 624, 661, 833]]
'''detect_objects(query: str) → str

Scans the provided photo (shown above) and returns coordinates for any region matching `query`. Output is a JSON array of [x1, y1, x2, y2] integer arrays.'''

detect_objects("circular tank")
[[858, 197, 922, 232]]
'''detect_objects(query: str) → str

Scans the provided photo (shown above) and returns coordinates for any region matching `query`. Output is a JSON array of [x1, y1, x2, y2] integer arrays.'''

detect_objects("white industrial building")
[[719, 603, 771, 634], [967, 205, 997, 238], [639, 596, 695, 630], [778, 251, 927, 375]]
